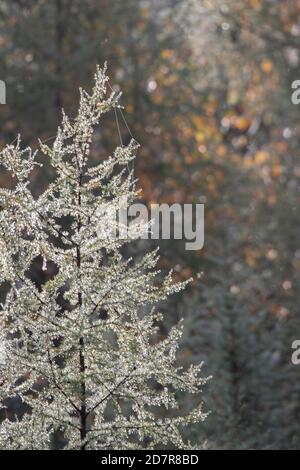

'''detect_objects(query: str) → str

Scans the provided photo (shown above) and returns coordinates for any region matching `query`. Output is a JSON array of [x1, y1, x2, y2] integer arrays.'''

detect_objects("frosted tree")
[[0, 65, 209, 450]]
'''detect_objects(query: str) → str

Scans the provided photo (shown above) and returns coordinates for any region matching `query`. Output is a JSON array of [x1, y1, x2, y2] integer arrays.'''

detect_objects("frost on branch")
[[0, 65, 209, 450]]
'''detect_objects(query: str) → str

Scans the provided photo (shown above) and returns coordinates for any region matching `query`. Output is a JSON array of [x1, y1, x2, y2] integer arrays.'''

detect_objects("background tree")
[[178, 0, 300, 449]]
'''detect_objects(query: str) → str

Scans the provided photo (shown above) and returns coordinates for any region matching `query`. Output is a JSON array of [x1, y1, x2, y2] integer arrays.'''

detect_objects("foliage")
[[1, 0, 300, 450], [0, 66, 209, 450]]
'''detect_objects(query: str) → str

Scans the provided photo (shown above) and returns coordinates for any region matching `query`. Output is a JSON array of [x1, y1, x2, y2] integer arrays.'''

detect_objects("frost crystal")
[[0, 65, 209, 450]]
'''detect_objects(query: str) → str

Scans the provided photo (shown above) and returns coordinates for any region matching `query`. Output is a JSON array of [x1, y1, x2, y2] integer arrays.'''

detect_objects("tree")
[[0, 65, 209, 450]]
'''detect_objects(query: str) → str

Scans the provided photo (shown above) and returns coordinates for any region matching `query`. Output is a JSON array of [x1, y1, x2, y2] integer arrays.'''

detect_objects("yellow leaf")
[[255, 151, 269, 164], [161, 49, 173, 60], [216, 145, 227, 157], [234, 117, 250, 132], [271, 164, 282, 178], [261, 59, 273, 74]]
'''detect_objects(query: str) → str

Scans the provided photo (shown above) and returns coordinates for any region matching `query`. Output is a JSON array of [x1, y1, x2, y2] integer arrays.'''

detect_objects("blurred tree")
[[176, 0, 300, 449]]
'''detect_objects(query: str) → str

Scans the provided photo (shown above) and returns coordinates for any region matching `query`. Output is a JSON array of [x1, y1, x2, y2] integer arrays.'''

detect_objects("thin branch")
[[87, 369, 134, 417]]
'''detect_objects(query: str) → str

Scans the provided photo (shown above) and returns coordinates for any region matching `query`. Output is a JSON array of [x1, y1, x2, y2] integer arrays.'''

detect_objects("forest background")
[[0, 0, 300, 449]]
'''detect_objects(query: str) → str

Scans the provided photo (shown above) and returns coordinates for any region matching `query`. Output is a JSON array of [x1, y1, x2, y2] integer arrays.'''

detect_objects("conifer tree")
[[0, 65, 208, 450]]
